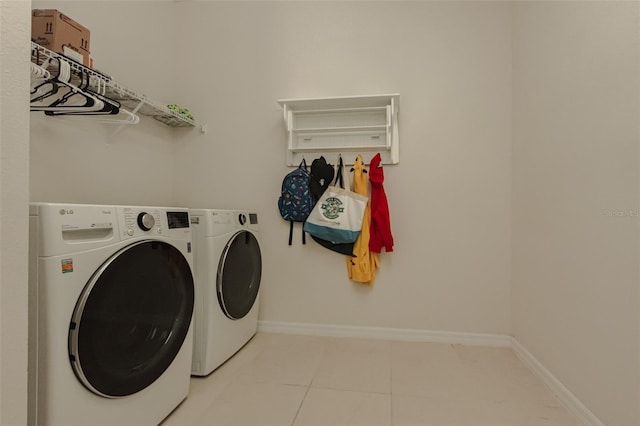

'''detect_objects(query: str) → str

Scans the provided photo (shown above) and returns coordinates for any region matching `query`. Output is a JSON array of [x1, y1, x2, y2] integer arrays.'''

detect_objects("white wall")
[[512, 2, 640, 425], [0, 1, 31, 424], [173, 1, 513, 335], [30, 1, 183, 207]]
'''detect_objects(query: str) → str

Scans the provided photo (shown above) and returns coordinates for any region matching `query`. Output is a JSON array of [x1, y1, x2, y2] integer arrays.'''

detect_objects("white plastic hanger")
[[31, 59, 105, 113]]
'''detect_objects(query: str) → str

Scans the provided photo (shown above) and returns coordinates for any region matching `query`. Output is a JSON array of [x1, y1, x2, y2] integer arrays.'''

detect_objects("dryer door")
[[217, 230, 262, 320], [69, 240, 194, 398]]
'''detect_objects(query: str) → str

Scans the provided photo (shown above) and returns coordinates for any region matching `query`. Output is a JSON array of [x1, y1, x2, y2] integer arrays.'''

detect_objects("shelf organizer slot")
[[294, 125, 388, 133], [30, 41, 206, 132], [290, 144, 387, 152], [294, 106, 388, 115], [278, 94, 399, 166]]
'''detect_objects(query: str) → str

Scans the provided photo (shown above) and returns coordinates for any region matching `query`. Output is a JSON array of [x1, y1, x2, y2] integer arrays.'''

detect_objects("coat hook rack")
[[277, 94, 399, 166]]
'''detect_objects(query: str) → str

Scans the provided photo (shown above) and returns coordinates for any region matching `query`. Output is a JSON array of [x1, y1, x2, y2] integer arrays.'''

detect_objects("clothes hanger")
[[53, 81, 138, 124], [32, 61, 106, 113], [53, 104, 140, 125], [31, 59, 76, 107], [30, 62, 51, 80], [30, 47, 141, 126], [30, 51, 139, 125], [44, 70, 119, 116], [47, 70, 139, 125], [30, 57, 64, 102], [86, 75, 121, 115]]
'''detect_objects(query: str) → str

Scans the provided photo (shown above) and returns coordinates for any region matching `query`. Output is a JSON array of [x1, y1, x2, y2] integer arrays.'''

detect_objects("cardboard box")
[[32, 9, 91, 67]]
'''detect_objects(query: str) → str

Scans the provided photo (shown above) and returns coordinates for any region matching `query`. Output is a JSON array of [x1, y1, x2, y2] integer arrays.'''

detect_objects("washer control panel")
[[122, 208, 163, 237], [137, 212, 155, 231], [118, 207, 191, 239]]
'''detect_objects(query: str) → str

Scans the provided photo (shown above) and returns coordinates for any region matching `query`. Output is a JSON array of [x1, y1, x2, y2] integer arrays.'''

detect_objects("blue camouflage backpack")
[[278, 159, 313, 245]]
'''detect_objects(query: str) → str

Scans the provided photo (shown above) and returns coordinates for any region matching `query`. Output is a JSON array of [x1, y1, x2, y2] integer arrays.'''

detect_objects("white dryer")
[[189, 209, 262, 376], [28, 203, 195, 426]]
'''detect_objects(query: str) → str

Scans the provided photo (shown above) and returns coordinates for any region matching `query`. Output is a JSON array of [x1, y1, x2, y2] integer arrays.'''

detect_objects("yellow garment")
[[347, 155, 379, 285]]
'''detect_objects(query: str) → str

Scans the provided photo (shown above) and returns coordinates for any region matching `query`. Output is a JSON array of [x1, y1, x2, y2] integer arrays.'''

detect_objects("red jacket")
[[368, 153, 394, 253]]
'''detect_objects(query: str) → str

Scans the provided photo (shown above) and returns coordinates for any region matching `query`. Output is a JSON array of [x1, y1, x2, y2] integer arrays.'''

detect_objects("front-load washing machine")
[[189, 209, 262, 376], [28, 203, 195, 426]]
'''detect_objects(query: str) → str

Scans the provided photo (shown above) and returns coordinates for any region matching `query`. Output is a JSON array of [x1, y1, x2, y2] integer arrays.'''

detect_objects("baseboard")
[[510, 337, 604, 426], [258, 320, 604, 425], [258, 320, 511, 347]]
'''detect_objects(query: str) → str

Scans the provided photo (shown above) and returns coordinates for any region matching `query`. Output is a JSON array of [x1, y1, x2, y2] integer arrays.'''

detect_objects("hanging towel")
[[346, 155, 379, 285], [368, 153, 394, 253]]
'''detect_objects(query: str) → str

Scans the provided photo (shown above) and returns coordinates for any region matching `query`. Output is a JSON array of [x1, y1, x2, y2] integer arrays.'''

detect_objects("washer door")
[[217, 230, 262, 320], [69, 240, 194, 398]]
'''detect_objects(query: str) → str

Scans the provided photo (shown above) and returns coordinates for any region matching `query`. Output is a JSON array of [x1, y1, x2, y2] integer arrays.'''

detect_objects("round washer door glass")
[[69, 240, 194, 398], [218, 230, 262, 320]]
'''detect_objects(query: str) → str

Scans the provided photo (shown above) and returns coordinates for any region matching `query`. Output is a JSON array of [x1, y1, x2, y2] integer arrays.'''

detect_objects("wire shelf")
[[31, 42, 201, 130]]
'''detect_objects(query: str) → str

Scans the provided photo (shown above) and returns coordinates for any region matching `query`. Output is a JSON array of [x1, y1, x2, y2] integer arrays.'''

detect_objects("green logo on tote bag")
[[321, 197, 344, 220]]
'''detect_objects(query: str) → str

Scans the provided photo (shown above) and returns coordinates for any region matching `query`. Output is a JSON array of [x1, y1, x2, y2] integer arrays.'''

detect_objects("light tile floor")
[[162, 333, 581, 426]]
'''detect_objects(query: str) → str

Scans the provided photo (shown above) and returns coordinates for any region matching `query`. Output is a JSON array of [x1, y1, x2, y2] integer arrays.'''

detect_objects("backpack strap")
[[288, 221, 306, 245], [289, 221, 294, 245], [300, 158, 309, 245], [334, 156, 345, 189]]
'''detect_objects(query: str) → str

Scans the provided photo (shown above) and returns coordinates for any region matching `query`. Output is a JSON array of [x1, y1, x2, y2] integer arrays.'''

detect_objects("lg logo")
[[59, 209, 74, 215]]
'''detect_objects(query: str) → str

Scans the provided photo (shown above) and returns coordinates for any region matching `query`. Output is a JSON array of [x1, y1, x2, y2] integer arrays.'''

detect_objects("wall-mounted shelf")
[[30, 42, 206, 132], [278, 94, 399, 166]]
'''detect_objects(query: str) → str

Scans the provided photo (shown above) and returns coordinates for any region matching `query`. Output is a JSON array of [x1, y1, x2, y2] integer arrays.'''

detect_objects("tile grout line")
[[290, 384, 312, 426], [290, 342, 325, 426]]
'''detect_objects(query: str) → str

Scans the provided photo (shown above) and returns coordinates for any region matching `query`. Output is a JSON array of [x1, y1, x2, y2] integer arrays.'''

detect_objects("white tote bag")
[[303, 158, 368, 244]]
